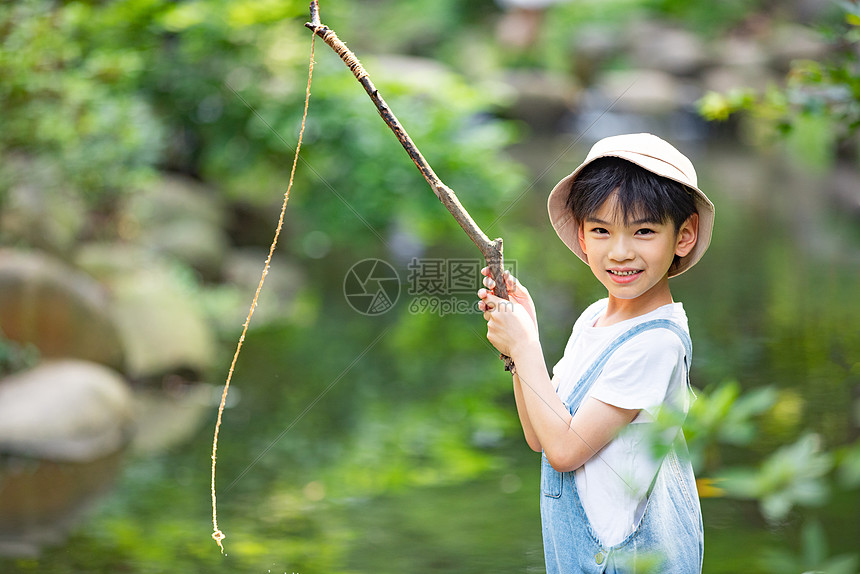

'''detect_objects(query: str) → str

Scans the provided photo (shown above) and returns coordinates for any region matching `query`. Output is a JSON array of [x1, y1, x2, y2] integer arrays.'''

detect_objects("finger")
[[483, 276, 495, 290], [484, 292, 505, 307], [477, 287, 488, 299], [480, 266, 489, 277]]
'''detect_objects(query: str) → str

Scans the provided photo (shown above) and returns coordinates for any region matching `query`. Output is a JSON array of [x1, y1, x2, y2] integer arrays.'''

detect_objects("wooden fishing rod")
[[305, 0, 515, 372]]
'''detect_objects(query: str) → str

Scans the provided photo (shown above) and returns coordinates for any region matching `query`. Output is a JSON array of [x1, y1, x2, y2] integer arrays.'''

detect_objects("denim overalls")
[[541, 319, 704, 573]]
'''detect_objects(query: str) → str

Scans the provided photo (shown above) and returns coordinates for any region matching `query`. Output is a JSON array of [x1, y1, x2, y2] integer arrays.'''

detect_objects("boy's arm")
[[479, 271, 636, 466], [512, 372, 542, 452], [509, 337, 639, 472], [510, 339, 638, 471], [479, 286, 639, 471], [479, 268, 544, 451]]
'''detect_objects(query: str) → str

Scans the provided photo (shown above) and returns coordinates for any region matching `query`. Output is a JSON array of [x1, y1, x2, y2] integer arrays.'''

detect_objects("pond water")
[[1, 135, 858, 573]]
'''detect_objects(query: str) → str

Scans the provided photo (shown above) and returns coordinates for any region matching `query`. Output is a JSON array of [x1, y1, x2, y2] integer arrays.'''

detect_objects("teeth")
[[610, 270, 639, 276]]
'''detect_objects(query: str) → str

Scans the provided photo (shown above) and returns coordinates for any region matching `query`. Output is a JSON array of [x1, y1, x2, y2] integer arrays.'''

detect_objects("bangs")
[[566, 157, 696, 230]]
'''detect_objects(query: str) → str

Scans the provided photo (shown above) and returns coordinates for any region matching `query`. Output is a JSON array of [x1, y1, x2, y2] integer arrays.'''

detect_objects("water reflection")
[[1, 136, 857, 573]]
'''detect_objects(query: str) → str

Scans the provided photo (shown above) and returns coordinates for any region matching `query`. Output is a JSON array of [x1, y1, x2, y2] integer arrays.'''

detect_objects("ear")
[[675, 213, 699, 258], [577, 224, 587, 255]]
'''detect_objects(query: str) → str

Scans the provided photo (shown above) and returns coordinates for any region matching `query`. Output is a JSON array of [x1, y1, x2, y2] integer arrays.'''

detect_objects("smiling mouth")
[[608, 270, 642, 277]]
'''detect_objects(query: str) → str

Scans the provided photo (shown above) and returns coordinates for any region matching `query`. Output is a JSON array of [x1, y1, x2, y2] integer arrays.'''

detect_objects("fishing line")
[[210, 30, 317, 554]]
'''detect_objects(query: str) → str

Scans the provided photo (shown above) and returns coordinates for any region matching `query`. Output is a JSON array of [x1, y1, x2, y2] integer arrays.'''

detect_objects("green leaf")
[[801, 520, 828, 569]]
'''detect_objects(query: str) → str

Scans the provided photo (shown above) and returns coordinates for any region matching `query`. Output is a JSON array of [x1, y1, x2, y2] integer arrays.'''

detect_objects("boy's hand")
[[477, 269, 539, 359], [478, 268, 538, 328]]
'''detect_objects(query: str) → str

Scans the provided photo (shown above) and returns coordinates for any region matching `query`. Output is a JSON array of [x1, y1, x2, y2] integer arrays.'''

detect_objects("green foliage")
[[719, 434, 834, 522], [0, 1, 165, 207], [698, 3, 860, 168], [0, 0, 523, 251], [759, 520, 860, 574], [698, 88, 759, 122], [283, 60, 525, 249], [0, 330, 39, 377], [2, 1, 859, 571], [682, 380, 777, 471], [643, 0, 769, 36], [836, 440, 860, 489]]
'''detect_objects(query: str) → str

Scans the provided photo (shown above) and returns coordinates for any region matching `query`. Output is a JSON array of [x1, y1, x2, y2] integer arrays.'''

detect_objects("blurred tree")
[[0, 0, 526, 252]]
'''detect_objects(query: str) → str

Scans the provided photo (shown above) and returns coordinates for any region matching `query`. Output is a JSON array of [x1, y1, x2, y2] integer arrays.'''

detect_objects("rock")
[[0, 359, 133, 555], [791, 0, 835, 24], [131, 382, 229, 454], [0, 359, 133, 556], [765, 23, 829, 71], [124, 174, 230, 278], [75, 245, 218, 381], [570, 25, 624, 85], [0, 155, 88, 255], [497, 69, 579, 131], [73, 242, 153, 283], [220, 247, 306, 330], [628, 21, 710, 76], [828, 163, 860, 216], [701, 32, 779, 94], [0, 359, 133, 462], [594, 68, 697, 114], [701, 65, 777, 96], [716, 35, 770, 69], [495, 6, 544, 50], [0, 249, 124, 370]]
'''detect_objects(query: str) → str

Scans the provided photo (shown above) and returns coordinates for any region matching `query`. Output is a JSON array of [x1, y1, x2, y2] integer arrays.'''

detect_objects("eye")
[[590, 227, 609, 235], [635, 228, 656, 236]]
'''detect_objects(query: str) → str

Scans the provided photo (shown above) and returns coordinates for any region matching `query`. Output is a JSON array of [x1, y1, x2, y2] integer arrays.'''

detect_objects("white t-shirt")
[[550, 299, 692, 546]]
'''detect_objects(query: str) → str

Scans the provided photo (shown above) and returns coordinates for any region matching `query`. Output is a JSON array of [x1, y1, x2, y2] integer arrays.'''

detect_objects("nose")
[[608, 235, 635, 262]]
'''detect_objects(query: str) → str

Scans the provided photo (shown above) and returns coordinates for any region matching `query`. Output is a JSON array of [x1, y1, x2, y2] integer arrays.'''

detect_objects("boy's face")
[[577, 195, 698, 305]]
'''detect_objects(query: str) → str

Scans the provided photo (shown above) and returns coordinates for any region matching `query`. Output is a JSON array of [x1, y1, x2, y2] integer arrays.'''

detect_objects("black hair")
[[566, 157, 697, 232]]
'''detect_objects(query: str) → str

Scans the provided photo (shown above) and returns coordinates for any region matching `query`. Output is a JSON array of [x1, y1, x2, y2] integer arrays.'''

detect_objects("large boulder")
[[75, 244, 218, 381], [0, 360, 134, 555], [497, 69, 580, 131], [628, 21, 709, 76], [594, 68, 693, 114], [0, 249, 124, 370], [123, 174, 230, 278], [0, 359, 133, 461], [703, 35, 775, 94]]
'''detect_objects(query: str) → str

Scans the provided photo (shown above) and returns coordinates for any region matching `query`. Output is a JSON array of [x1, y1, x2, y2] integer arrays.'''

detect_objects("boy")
[[478, 133, 714, 572]]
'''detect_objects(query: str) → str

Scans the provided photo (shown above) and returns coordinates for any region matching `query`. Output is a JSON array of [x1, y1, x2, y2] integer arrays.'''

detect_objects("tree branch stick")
[[305, 1, 514, 371]]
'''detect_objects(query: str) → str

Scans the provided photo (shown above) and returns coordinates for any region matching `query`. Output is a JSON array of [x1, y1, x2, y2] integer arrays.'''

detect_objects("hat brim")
[[547, 149, 715, 278]]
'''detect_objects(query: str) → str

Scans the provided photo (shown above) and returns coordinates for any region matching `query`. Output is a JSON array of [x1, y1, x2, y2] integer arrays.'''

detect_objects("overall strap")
[[564, 319, 692, 412]]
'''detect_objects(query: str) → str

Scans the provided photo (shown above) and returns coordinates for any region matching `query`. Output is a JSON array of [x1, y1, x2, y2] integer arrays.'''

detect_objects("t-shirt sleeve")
[[588, 329, 687, 422]]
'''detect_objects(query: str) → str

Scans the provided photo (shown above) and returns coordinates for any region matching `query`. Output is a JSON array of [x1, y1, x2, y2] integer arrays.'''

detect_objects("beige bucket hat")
[[547, 133, 715, 277]]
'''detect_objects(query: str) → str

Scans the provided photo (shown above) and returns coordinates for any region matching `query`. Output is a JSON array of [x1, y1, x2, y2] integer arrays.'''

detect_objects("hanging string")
[[210, 31, 317, 554]]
